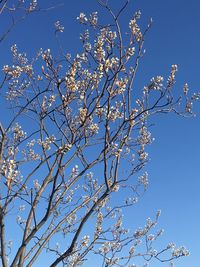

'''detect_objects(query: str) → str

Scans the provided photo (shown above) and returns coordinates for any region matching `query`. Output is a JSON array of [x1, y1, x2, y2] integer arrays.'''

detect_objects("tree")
[[0, 0, 198, 266]]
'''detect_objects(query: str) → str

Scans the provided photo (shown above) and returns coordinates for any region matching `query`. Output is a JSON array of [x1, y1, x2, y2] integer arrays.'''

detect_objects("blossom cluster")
[[29, 0, 38, 12], [54, 20, 64, 33], [167, 64, 178, 86], [37, 135, 56, 151], [138, 172, 148, 189], [129, 11, 142, 42], [1, 159, 19, 188], [12, 123, 27, 143]]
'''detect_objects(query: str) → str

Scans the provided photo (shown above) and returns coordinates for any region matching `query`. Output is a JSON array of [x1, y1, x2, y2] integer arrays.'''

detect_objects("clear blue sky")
[[1, 0, 200, 266]]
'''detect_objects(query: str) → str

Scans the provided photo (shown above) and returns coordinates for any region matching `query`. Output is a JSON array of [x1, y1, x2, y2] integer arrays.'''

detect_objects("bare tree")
[[0, 1, 198, 266]]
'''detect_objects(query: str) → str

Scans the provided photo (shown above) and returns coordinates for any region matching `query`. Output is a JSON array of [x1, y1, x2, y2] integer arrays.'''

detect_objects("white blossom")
[[77, 13, 88, 23]]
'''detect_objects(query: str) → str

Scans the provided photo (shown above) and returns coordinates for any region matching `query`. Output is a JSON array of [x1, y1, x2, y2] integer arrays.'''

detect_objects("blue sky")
[[1, 0, 200, 266]]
